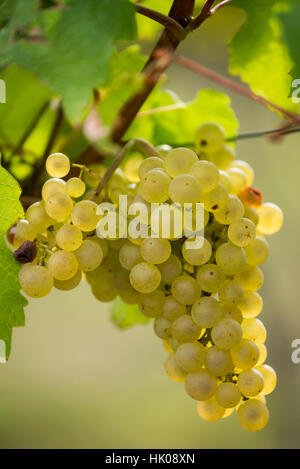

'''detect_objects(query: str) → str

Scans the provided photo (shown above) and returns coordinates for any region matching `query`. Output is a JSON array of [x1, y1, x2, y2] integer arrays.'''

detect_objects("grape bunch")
[[8, 122, 283, 432]]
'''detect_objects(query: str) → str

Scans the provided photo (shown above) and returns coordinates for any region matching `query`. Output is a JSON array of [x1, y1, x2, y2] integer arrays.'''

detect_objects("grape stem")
[[90, 138, 161, 200], [135, 5, 187, 40]]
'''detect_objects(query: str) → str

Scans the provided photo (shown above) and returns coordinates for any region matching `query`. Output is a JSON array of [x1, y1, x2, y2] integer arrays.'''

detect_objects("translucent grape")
[[231, 160, 254, 186], [169, 174, 202, 204], [242, 318, 267, 345], [228, 217, 256, 247], [209, 145, 235, 170], [200, 183, 229, 213], [164, 353, 187, 383], [196, 264, 225, 293], [237, 399, 269, 431], [41, 178, 66, 201], [138, 157, 164, 179], [196, 123, 225, 154], [231, 339, 260, 370], [26, 201, 54, 233], [243, 206, 259, 226], [189, 160, 219, 192], [184, 370, 218, 401], [214, 194, 244, 225], [139, 290, 165, 318], [19, 264, 53, 298], [154, 316, 171, 340], [75, 239, 103, 272], [48, 250, 79, 281], [45, 192, 73, 222], [130, 262, 161, 293], [56, 224, 83, 251], [92, 283, 118, 303], [234, 266, 264, 292], [139, 169, 171, 203], [222, 305, 243, 323], [71, 200, 100, 232], [171, 315, 201, 343], [216, 242, 246, 275], [218, 170, 231, 192], [255, 365, 277, 395], [205, 346, 233, 376], [175, 342, 206, 373], [54, 269, 82, 291], [162, 296, 186, 322], [13, 219, 36, 248], [140, 238, 171, 264], [257, 344, 267, 366], [197, 397, 225, 422], [159, 254, 182, 285], [219, 281, 244, 307], [227, 168, 247, 195], [46, 153, 70, 178], [237, 369, 264, 397], [191, 296, 222, 328], [239, 292, 263, 319], [66, 177, 86, 198], [216, 382, 241, 408], [211, 318, 243, 350], [257, 203, 283, 235], [244, 237, 269, 265], [171, 274, 201, 305], [119, 241, 142, 271], [182, 237, 212, 266], [165, 148, 198, 177]]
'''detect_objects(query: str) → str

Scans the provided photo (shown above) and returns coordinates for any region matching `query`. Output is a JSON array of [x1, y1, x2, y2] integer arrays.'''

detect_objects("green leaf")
[[229, 0, 298, 114], [0, 163, 27, 359], [126, 88, 239, 146], [278, 2, 300, 81], [12, 0, 136, 122], [111, 297, 149, 329]]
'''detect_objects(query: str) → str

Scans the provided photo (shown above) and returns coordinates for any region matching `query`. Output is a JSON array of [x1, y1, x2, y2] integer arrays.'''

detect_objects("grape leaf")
[[278, 3, 300, 82], [0, 163, 27, 359], [126, 88, 239, 146], [111, 297, 149, 329], [12, 0, 136, 123], [229, 0, 298, 114]]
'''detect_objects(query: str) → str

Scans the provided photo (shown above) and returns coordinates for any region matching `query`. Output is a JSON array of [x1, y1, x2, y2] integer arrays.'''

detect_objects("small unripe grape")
[[164, 353, 187, 383], [56, 224, 83, 251], [130, 262, 161, 293], [196, 122, 225, 154], [66, 177, 86, 198], [48, 250, 79, 281], [197, 397, 225, 422], [45, 192, 73, 222], [165, 148, 198, 177], [19, 264, 53, 298], [184, 370, 218, 401], [75, 240, 103, 272], [237, 399, 269, 431], [46, 153, 70, 178]]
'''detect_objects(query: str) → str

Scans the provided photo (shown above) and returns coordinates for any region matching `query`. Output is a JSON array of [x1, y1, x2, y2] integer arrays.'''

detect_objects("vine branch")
[[135, 5, 187, 40]]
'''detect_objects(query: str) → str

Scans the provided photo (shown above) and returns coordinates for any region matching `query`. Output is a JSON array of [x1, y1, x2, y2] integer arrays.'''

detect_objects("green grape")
[[82, 164, 103, 189], [107, 168, 127, 191], [196, 122, 225, 154], [92, 283, 118, 303], [234, 266, 264, 292], [91, 237, 109, 258], [237, 369, 264, 397], [196, 264, 225, 293], [237, 399, 269, 431], [214, 195, 244, 225], [219, 280, 244, 307], [242, 318, 267, 345], [222, 305, 243, 323], [108, 239, 125, 250], [184, 370, 218, 401], [45, 192, 73, 222], [165, 148, 198, 177], [139, 169, 171, 203], [216, 382, 241, 408], [257, 344, 267, 366], [231, 339, 260, 370], [171, 314, 201, 343], [209, 145, 235, 170], [162, 296, 186, 322], [56, 224, 83, 251], [54, 269, 82, 291], [183, 206, 210, 238], [200, 183, 229, 212], [175, 342, 206, 373], [66, 177, 86, 198], [171, 274, 201, 305], [211, 318, 242, 350], [255, 365, 277, 395], [164, 353, 187, 383], [159, 254, 182, 285], [71, 200, 100, 232], [231, 160, 254, 186], [257, 203, 283, 235], [228, 217, 256, 247], [189, 160, 219, 192], [154, 316, 171, 339], [119, 241, 142, 270], [41, 178, 66, 201], [205, 346, 233, 376], [227, 168, 247, 195], [13, 219, 37, 248], [140, 238, 171, 264], [168, 174, 202, 204], [46, 153, 70, 178], [119, 287, 141, 305], [48, 250, 79, 281], [215, 242, 246, 275], [26, 201, 54, 233], [138, 157, 164, 179], [239, 291, 263, 318], [191, 296, 222, 328], [218, 170, 231, 192], [197, 397, 225, 422], [139, 290, 165, 318], [130, 262, 161, 293], [182, 237, 212, 266], [244, 237, 269, 266], [75, 239, 103, 272], [243, 206, 259, 226], [19, 264, 53, 298]]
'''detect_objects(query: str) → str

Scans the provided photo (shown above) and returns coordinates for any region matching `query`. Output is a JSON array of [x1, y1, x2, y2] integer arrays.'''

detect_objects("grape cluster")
[[9, 122, 283, 432]]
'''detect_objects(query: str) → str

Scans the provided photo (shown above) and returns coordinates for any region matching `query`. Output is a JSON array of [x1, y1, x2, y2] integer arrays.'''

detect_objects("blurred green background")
[[0, 8, 299, 449]]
